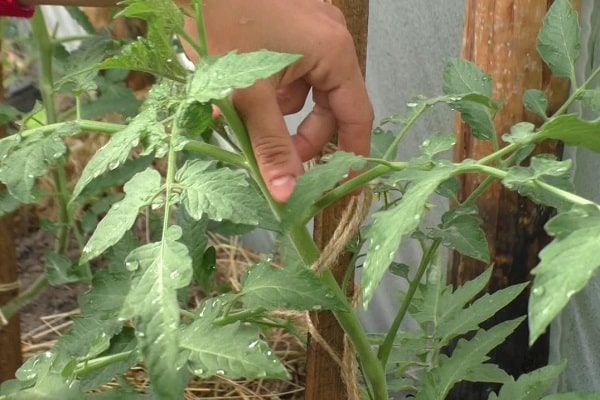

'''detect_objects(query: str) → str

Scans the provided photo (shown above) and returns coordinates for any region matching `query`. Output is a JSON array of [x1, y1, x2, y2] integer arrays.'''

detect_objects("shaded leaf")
[[0, 103, 21, 124], [536, 114, 600, 153], [370, 127, 395, 159], [240, 261, 345, 311], [523, 89, 549, 118], [489, 361, 566, 400], [45, 251, 91, 286], [529, 205, 600, 344]]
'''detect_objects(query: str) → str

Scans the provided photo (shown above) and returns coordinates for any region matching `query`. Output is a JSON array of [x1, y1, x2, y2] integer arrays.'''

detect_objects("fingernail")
[[270, 175, 296, 203]]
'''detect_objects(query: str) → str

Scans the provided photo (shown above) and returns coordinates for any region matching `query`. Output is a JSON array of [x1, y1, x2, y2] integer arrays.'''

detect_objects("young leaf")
[[72, 108, 164, 201], [187, 50, 301, 103], [176, 160, 266, 225], [82, 168, 161, 262], [417, 318, 524, 400], [181, 298, 288, 379], [536, 114, 600, 153], [45, 251, 92, 286], [419, 132, 456, 160], [537, 0, 581, 79], [523, 89, 549, 119], [502, 122, 536, 144], [121, 225, 193, 400], [489, 361, 566, 400], [529, 205, 600, 344], [240, 261, 346, 311], [370, 127, 396, 158], [362, 166, 455, 308], [0, 132, 66, 203], [283, 151, 367, 227], [443, 58, 495, 140], [428, 207, 490, 263]]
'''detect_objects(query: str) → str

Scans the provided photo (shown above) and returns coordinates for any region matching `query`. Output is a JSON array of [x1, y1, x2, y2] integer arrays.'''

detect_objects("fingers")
[[232, 81, 304, 203], [292, 89, 337, 161]]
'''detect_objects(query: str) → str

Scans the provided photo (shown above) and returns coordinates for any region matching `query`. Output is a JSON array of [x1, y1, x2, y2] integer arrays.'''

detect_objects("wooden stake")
[[305, 1, 369, 399], [0, 36, 23, 382], [449, 1, 578, 397]]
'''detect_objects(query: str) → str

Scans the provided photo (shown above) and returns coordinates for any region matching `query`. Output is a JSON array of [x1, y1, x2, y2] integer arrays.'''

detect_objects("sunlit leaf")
[[536, 114, 600, 153]]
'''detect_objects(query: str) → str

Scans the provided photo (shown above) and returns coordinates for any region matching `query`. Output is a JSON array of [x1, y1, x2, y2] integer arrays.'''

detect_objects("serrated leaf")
[[537, 0, 581, 78], [362, 166, 455, 308], [419, 132, 456, 159], [240, 261, 346, 311], [188, 50, 301, 103], [45, 251, 91, 286], [428, 207, 490, 262], [176, 160, 265, 225], [181, 298, 288, 379], [121, 225, 193, 400], [0, 133, 66, 203], [370, 127, 395, 158], [536, 114, 600, 153], [417, 318, 524, 400], [72, 108, 164, 201], [283, 151, 366, 227], [443, 58, 495, 140], [529, 205, 600, 345], [177, 209, 210, 291], [524, 89, 549, 118], [82, 72, 141, 120], [177, 101, 214, 137], [463, 363, 510, 384], [437, 283, 528, 345], [82, 168, 161, 262], [503, 122, 537, 144], [491, 361, 566, 400]]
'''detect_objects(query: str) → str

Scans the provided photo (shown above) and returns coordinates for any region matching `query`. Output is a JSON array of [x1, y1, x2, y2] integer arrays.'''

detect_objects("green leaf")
[[181, 297, 288, 379], [419, 132, 456, 160], [502, 155, 575, 211], [490, 361, 566, 400], [529, 205, 600, 344], [72, 108, 164, 201], [121, 225, 193, 400], [0, 103, 21, 124], [523, 89, 549, 118], [64, 6, 96, 34], [537, 0, 581, 78], [370, 127, 395, 158], [437, 283, 528, 345], [0, 132, 67, 203], [45, 251, 91, 286], [536, 114, 600, 153], [283, 151, 366, 227], [428, 207, 490, 263], [176, 160, 266, 225], [188, 50, 301, 103], [443, 59, 495, 140], [82, 71, 141, 120], [240, 261, 346, 311], [502, 122, 536, 144], [362, 166, 455, 308], [542, 393, 600, 400], [417, 318, 524, 400], [581, 89, 600, 112], [177, 101, 214, 137], [176, 209, 210, 291], [462, 363, 511, 384], [0, 190, 21, 217], [82, 168, 162, 262]]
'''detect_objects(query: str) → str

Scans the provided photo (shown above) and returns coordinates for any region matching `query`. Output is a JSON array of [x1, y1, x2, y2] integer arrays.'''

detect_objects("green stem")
[[183, 140, 247, 168], [1, 276, 49, 321], [476, 142, 519, 165], [191, 0, 209, 58], [553, 65, 600, 117], [377, 239, 441, 367], [383, 102, 428, 160], [460, 175, 497, 208], [74, 351, 134, 376], [219, 99, 388, 399]]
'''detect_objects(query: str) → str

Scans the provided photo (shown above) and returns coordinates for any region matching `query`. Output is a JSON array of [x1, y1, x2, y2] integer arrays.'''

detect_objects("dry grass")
[[20, 235, 307, 400]]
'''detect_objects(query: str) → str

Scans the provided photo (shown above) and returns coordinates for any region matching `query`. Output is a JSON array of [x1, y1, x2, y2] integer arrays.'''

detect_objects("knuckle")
[[252, 139, 293, 168]]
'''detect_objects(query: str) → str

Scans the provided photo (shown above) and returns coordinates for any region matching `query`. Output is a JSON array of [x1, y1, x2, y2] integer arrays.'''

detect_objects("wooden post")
[[305, 1, 369, 399], [449, 1, 578, 398], [0, 36, 23, 382]]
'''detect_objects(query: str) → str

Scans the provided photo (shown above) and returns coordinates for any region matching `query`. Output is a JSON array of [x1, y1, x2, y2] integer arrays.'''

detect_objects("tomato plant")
[[1, 0, 599, 399]]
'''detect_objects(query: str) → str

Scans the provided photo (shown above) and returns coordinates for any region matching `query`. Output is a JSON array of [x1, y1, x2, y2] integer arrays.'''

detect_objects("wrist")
[[0, 0, 34, 18]]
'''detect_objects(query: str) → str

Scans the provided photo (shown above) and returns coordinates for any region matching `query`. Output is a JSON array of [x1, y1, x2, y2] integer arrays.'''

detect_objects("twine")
[[0, 280, 21, 292], [306, 185, 372, 400]]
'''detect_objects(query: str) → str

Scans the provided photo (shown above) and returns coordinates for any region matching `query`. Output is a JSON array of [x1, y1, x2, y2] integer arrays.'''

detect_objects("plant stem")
[[218, 99, 388, 399], [553, 65, 600, 117], [75, 351, 134, 376], [183, 140, 247, 168], [460, 175, 497, 208], [476, 142, 519, 165], [383, 102, 428, 160], [190, 0, 209, 58], [377, 239, 441, 367], [0, 275, 49, 321]]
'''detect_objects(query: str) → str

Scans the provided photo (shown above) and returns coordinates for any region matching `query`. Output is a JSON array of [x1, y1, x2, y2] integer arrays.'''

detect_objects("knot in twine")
[[0, 280, 21, 327]]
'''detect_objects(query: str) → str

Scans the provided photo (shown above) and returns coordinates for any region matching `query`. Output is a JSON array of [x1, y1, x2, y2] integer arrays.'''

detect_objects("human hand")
[[176, 0, 373, 203]]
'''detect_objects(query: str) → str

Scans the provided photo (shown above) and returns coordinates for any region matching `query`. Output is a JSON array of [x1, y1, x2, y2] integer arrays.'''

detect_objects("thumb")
[[232, 82, 304, 203]]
